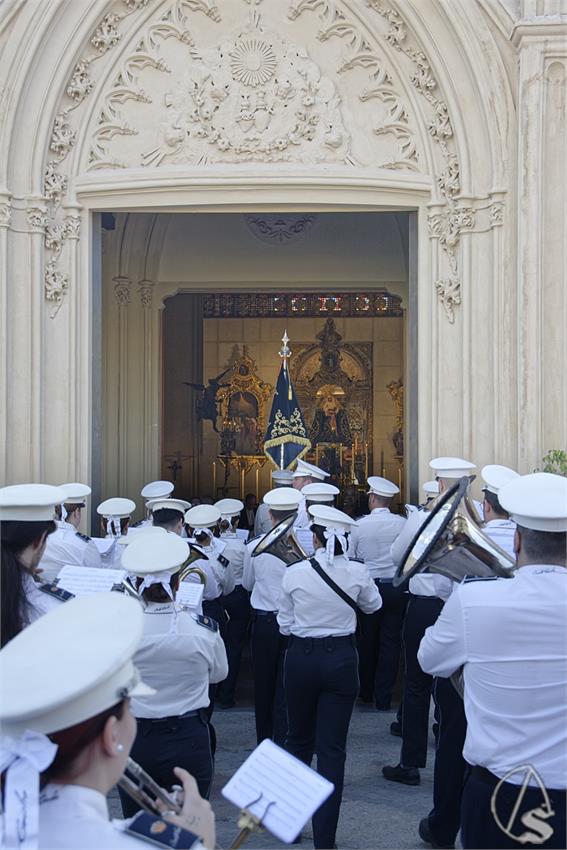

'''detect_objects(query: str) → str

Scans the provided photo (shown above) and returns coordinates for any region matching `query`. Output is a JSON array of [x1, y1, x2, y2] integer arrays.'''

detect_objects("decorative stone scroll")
[[244, 214, 316, 244]]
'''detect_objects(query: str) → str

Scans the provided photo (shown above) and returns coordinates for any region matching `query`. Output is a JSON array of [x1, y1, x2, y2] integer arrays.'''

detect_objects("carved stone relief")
[[244, 214, 316, 244], [0, 203, 12, 228]]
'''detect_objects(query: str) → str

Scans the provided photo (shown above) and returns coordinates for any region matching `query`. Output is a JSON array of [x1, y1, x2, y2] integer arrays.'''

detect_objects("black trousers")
[[284, 634, 359, 850], [119, 711, 214, 817], [400, 595, 443, 767], [461, 768, 566, 849], [427, 675, 467, 844], [216, 585, 251, 705], [250, 611, 287, 745], [357, 580, 408, 707]]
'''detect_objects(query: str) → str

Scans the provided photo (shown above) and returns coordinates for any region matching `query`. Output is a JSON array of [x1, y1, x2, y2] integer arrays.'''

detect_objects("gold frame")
[[216, 348, 273, 457]]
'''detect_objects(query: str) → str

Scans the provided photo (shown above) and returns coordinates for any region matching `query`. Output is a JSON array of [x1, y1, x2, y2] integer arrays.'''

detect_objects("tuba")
[[252, 513, 308, 565]]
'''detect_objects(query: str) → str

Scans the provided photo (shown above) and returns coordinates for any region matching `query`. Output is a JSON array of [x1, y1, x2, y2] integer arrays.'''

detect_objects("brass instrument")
[[252, 513, 308, 565], [179, 544, 208, 584], [119, 758, 182, 816]]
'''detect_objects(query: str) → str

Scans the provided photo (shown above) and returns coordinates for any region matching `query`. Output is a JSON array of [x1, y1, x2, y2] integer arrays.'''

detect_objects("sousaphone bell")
[[252, 513, 308, 565]]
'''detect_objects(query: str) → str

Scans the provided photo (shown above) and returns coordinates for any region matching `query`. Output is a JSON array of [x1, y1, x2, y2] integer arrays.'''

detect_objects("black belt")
[[137, 709, 200, 725], [471, 765, 563, 794], [375, 577, 394, 584], [409, 593, 441, 601], [253, 609, 278, 616], [289, 634, 356, 648]]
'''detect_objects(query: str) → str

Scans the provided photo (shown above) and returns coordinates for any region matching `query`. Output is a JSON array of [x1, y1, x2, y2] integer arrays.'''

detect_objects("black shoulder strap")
[[308, 557, 360, 614]]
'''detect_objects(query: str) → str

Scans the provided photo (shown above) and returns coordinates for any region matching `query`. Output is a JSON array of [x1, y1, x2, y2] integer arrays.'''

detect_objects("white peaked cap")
[[146, 498, 190, 514], [429, 457, 476, 479], [117, 526, 168, 546], [214, 498, 244, 519], [121, 531, 189, 575], [140, 480, 174, 499], [58, 483, 91, 505], [97, 497, 136, 518], [263, 487, 303, 511], [302, 482, 340, 503], [0, 593, 153, 737], [367, 476, 399, 497], [422, 480, 440, 496], [308, 504, 358, 531], [481, 465, 520, 495], [292, 459, 330, 480], [499, 472, 567, 532], [0, 484, 66, 522], [185, 504, 221, 529], [271, 469, 294, 484]]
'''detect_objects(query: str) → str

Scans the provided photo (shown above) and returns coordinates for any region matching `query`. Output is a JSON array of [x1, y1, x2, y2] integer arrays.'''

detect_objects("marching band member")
[[97, 497, 137, 568], [302, 481, 340, 509], [119, 533, 227, 813], [133, 480, 175, 529], [39, 483, 101, 579], [384, 457, 475, 786], [349, 476, 407, 709], [480, 465, 519, 557], [0, 483, 68, 646], [0, 592, 215, 849], [278, 504, 382, 850], [184, 505, 235, 627], [214, 499, 250, 710], [242, 487, 302, 745], [291, 459, 331, 528], [150, 498, 191, 535], [419, 472, 567, 849], [254, 469, 294, 536]]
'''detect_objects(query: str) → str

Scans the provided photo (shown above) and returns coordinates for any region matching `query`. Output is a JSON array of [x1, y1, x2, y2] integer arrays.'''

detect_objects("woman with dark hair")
[[0, 483, 67, 647], [277, 504, 382, 850], [0, 592, 215, 849], [119, 531, 227, 815]]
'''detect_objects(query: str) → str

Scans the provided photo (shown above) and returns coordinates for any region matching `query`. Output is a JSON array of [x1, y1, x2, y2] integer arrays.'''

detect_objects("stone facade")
[[0, 0, 565, 511]]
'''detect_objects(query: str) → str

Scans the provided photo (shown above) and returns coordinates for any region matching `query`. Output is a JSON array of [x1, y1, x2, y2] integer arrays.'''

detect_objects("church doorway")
[[97, 210, 416, 518]]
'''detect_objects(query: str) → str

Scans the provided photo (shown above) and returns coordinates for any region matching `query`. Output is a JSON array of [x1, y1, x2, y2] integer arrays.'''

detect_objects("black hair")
[[152, 507, 183, 530], [311, 523, 349, 557], [483, 489, 508, 518], [269, 508, 298, 523], [1, 520, 57, 647], [517, 526, 566, 565], [135, 573, 180, 603]]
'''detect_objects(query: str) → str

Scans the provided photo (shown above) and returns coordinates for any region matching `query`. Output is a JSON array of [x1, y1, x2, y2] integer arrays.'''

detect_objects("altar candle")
[[364, 443, 368, 479], [398, 466, 402, 492], [255, 467, 259, 501], [381, 449, 385, 478], [212, 461, 217, 495]]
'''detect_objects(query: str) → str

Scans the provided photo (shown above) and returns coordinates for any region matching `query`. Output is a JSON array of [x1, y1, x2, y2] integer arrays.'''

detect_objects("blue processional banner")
[[263, 362, 311, 470]]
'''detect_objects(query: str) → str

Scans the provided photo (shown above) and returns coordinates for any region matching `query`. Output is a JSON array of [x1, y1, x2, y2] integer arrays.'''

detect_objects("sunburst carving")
[[230, 39, 277, 87]]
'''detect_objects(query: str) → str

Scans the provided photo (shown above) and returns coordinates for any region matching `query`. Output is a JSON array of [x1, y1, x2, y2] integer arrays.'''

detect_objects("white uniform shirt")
[[390, 508, 452, 599], [39, 521, 101, 581], [131, 602, 228, 718], [187, 539, 235, 599], [39, 783, 204, 849], [418, 565, 567, 788], [484, 518, 516, 558], [349, 508, 406, 579], [254, 502, 272, 536], [277, 548, 382, 638], [242, 536, 286, 611], [23, 573, 62, 624], [219, 532, 246, 586], [294, 494, 309, 528]]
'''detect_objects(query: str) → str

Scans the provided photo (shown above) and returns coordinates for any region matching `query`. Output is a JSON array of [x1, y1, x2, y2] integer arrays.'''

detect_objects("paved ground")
[[110, 701, 454, 849]]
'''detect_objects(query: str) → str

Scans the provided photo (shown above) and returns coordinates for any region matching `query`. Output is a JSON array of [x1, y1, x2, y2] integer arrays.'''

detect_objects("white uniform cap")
[[367, 476, 399, 497], [58, 483, 92, 505], [271, 469, 294, 485], [308, 504, 358, 531], [0, 593, 153, 737], [481, 464, 520, 495], [302, 483, 340, 503], [185, 504, 221, 529], [0, 484, 66, 522], [429, 457, 476, 479], [292, 459, 330, 481], [146, 498, 190, 514], [140, 480, 174, 500], [263, 487, 303, 511], [121, 531, 189, 575], [96, 497, 136, 519], [214, 498, 244, 519], [422, 480, 439, 496], [117, 526, 168, 546], [499, 472, 567, 533]]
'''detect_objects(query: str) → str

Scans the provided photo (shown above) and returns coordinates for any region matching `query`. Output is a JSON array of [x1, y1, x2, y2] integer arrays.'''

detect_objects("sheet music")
[[91, 537, 116, 555], [176, 582, 204, 611], [293, 527, 314, 556], [56, 565, 127, 595], [236, 528, 249, 542], [221, 739, 333, 843]]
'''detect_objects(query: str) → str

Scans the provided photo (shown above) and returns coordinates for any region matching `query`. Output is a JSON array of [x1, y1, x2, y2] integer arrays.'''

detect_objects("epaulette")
[[75, 531, 91, 543], [124, 811, 201, 848], [349, 557, 364, 564], [217, 553, 230, 568], [38, 583, 74, 602], [463, 575, 499, 583], [193, 614, 219, 632]]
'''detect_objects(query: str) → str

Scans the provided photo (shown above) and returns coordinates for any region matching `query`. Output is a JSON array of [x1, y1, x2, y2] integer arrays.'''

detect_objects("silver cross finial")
[[279, 330, 291, 361]]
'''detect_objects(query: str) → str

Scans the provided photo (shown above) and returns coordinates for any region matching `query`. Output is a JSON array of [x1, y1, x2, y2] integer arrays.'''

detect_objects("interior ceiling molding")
[[202, 290, 403, 318]]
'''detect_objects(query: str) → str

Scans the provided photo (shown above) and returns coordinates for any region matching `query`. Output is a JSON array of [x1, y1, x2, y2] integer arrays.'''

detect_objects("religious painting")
[[216, 349, 273, 458], [227, 390, 261, 455]]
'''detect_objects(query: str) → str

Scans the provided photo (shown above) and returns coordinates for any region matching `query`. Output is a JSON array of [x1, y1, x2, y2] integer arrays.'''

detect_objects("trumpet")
[[119, 758, 181, 816]]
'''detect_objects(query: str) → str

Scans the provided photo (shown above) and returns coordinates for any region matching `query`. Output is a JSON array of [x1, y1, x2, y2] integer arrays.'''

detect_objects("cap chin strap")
[[0, 730, 58, 850], [108, 515, 122, 537], [323, 528, 347, 567]]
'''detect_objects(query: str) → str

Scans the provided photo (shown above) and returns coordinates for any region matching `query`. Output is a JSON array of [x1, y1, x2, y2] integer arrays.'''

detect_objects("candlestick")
[[255, 467, 259, 502], [398, 466, 402, 493], [364, 442, 368, 480], [380, 449, 385, 478], [212, 461, 217, 496]]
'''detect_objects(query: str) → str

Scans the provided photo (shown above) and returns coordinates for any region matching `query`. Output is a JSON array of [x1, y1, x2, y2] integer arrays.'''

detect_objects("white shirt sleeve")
[[390, 509, 427, 566], [356, 568, 383, 614], [241, 545, 255, 591], [82, 540, 102, 569], [276, 573, 294, 636], [208, 633, 229, 684], [418, 588, 467, 678], [219, 558, 236, 596], [348, 526, 359, 559]]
